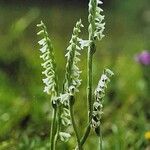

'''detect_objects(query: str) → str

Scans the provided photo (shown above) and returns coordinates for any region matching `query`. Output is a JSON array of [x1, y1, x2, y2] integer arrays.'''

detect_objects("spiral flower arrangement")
[[59, 20, 84, 143], [92, 69, 114, 129], [37, 21, 58, 98], [64, 19, 83, 94], [88, 0, 105, 41]]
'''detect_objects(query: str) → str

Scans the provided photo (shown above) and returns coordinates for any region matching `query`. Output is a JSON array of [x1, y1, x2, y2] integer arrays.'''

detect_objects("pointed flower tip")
[[98, 0, 103, 4], [104, 68, 114, 76], [37, 20, 44, 27], [76, 19, 84, 28], [37, 30, 44, 35], [78, 18, 82, 24], [37, 23, 41, 27]]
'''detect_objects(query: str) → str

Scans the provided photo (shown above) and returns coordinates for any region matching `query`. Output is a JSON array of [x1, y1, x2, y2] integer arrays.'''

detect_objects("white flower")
[[59, 93, 70, 106], [59, 132, 71, 142], [79, 39, 91, 49]]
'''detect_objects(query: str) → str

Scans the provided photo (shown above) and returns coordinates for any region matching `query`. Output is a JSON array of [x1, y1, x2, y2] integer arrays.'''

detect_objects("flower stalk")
[[69, 95, 82, 150], [61, 20, 83, 149], [37, 21, 59, 150], [79, 0, 105, 146], [92, 69, 114, 149], [88, 0, 105, 121]]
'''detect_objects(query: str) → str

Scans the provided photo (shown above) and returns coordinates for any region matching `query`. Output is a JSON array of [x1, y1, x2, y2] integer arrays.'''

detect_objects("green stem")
[[80, 124, 91, 146], [75, 124, 91, 149], [69, 97, 82, 150], [99, 124, 103, 150], [87, 48, 93, 121], [54, 105, 62, 144], [50, 108, 57, 150], [79, 41, 95, 149], [87, 42, 95, 121]]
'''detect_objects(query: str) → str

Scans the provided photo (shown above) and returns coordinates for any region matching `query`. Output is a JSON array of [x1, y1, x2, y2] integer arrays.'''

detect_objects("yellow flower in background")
[[145, 131, 150, 140]]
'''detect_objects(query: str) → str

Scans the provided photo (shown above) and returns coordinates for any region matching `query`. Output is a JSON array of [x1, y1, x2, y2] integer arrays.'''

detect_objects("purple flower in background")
[[135, 51, 150, 65]]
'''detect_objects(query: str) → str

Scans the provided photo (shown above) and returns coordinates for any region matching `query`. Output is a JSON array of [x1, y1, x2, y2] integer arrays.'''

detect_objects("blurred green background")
[[0, 0, 150, 149]]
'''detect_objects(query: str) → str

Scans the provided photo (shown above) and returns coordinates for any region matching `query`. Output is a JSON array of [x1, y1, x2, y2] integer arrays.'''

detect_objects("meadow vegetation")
[[0, 0, 150, 149]]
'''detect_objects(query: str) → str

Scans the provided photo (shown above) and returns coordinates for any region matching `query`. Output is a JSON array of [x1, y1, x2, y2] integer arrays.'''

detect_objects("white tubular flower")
[[37, 21, 58, 98], [64, 19, 84, 94], [61, 107, 71, 126], [79, 39, 91, 49], [59, 132, 71, 142], [91, 69, 114, 129], [88, 0, 105, 41]]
